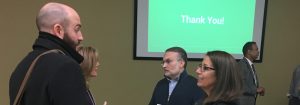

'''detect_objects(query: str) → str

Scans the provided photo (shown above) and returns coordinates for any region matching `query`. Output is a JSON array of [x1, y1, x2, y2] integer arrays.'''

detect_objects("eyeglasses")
[[197, 64, 215, 72]]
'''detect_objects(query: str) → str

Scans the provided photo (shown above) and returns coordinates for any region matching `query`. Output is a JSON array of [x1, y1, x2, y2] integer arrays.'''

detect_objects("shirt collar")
[[165, 69, 188, 81], [244, 57, 253, 65]]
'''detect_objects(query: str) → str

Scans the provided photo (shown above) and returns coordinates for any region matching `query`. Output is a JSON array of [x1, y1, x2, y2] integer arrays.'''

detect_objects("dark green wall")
[[1, 0, 300, 105]]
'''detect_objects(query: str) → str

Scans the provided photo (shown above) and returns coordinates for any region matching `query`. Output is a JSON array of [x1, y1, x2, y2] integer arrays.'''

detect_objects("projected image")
[[135, 0, 267, 61]]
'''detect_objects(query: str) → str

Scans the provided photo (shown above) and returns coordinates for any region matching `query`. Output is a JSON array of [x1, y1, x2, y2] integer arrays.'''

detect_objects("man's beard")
[[63, 33, 80, 49]]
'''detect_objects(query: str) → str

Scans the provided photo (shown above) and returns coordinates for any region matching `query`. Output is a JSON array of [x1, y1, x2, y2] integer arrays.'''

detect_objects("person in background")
[[77, 46, 100, 105], [195, 50, 243, 105], [77, 46, 108, 105], [149, 47, 205, 105], [9, 2, 90, 105], [287, 65, 300, 105], [238, 41, 265, 105]]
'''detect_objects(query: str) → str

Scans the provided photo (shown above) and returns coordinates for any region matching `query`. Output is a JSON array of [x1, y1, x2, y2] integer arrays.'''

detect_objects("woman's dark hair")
[[203, 50, 243, 104]]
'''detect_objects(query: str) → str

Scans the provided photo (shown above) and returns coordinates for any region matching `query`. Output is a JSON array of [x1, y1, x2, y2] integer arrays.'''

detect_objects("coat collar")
[[32, 31, 83, 63], [164, 70, 188, 81]]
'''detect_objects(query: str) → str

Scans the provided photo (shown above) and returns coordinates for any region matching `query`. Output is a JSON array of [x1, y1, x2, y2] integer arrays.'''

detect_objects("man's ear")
[[247, 49, 251, 54], [179, 59, 185, 68], [53, 24, 64, 39]]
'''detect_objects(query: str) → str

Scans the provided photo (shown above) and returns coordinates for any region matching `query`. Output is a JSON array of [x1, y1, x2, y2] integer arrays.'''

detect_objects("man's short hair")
[[165, 47, 188, 68], [242, 41, 257, 56]]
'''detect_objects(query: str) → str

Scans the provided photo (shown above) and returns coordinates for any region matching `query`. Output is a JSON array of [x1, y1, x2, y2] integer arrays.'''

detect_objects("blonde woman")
[[78, 46, 107, 105], [78, 46, 99, 85]]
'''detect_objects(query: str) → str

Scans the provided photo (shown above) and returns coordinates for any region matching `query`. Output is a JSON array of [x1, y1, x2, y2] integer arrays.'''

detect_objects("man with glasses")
[[238, 41, 265, 105], [149, 47, 205, 105]]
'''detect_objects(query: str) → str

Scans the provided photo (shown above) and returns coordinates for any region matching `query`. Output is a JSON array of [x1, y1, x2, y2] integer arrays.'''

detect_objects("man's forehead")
[[251, 44, 258, 49], [163, 52, 179, 59]]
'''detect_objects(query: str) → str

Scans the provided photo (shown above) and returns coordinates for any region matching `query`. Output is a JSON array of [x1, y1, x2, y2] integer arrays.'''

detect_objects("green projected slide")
[[148, 0, 256, 54]]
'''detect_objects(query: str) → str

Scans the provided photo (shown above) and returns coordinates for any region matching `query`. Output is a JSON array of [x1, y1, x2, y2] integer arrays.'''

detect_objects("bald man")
[[9, 2, 91, 105]]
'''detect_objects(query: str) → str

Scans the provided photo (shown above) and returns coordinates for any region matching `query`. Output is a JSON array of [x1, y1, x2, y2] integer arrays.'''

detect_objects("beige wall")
[[1, 0, 300, 105]]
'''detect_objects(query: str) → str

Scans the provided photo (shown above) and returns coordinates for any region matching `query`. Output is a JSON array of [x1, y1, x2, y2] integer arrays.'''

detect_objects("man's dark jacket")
[[9, 32, 90, 105], [149, 70, 206, 105], [238, 58, 257, 96]]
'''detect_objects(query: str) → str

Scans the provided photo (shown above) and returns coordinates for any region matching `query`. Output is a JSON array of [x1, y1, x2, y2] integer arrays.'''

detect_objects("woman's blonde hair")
[[77, 46, 99, 87]]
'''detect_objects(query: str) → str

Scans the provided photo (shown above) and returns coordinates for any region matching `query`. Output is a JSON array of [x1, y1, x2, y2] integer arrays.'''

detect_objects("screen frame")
[[133, 0, 268, 62]]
